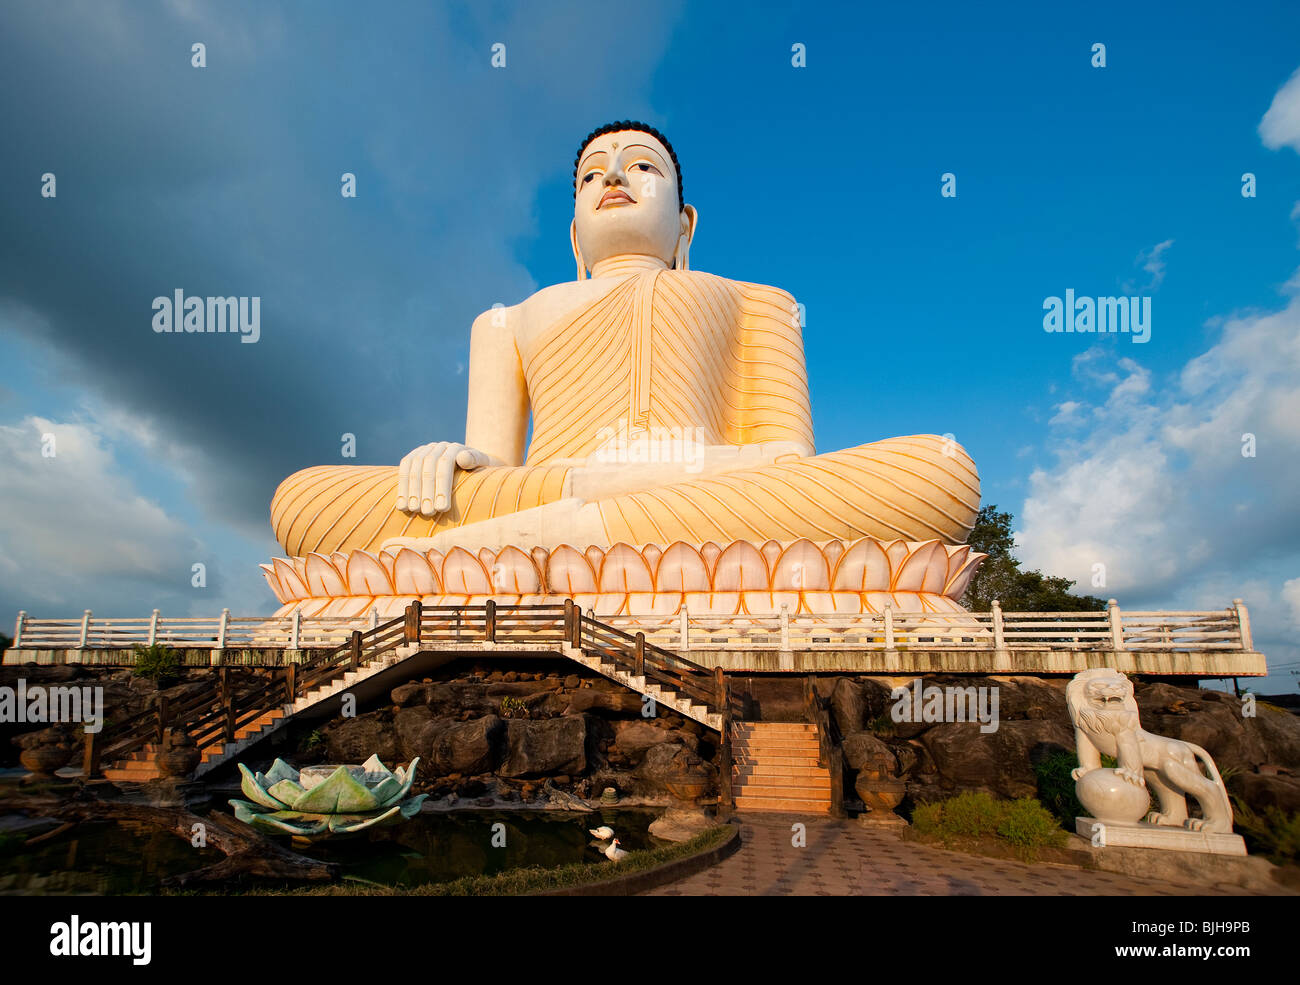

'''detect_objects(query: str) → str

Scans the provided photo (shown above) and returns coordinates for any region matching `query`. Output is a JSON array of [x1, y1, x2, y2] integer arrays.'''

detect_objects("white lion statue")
[[1066, 668, 1233, 834]]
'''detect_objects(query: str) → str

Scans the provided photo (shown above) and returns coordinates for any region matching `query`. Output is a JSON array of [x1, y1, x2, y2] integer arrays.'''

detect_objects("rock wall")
[[823, 675, 1300, 817]]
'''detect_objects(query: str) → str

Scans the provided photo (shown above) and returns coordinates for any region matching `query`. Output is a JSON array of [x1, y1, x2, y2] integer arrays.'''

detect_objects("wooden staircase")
[[87, 602, 731, 783], [731, 722, 831, 813]]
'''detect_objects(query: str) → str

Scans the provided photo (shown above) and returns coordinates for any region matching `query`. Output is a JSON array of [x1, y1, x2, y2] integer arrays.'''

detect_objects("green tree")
[[962, 505, 1106, 612]]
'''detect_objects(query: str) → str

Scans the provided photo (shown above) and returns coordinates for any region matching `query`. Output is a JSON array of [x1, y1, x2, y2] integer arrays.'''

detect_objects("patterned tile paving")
[[645, 813, 1255, 896]]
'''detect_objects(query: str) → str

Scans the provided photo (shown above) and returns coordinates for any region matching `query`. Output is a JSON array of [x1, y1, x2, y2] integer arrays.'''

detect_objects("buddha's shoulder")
[[665, 270, 796, 309]]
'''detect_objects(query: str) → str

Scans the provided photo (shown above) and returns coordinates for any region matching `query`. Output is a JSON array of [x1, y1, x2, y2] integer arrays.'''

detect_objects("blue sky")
[[2, 0, 1298, 689]]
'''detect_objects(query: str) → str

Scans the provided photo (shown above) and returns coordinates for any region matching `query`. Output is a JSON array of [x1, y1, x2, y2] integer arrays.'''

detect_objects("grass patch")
[[181, 824, 734, 896], [911, 791, 1067, 862]]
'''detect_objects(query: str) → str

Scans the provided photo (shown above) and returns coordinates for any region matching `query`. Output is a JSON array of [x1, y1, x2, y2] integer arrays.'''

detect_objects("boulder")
[[612, 720, 668, 761], [1228, 771, 1300, 815], [500, 715, 588, 777], [918, 719, 1073, 799], [322, 714, 398, 764], [648, 808, 718, 842], [393, 706, 436, 761], [565, 688, 644, 716], [429, 715, 504, 775], [633, 742, 716, 795]]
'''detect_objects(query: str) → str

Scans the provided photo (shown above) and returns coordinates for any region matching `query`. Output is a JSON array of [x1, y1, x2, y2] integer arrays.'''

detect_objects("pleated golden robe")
[[270, 269, 979, 556]]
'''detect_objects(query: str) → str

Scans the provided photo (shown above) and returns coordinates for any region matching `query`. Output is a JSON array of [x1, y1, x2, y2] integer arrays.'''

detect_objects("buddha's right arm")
[[396, 309, 529, 515]]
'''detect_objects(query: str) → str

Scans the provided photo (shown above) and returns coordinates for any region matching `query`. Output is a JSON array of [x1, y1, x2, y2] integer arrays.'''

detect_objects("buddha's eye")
[[631, 162, 662, 176], [582, 171, 600, 184]]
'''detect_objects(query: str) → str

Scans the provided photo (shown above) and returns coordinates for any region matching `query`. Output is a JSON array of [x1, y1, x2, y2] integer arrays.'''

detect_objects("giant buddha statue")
[[264, 122, 983, 619]]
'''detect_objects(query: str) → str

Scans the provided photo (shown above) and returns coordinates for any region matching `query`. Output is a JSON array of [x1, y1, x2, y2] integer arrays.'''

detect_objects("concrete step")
[[734, 723, 817, 733], [733, 774, 831, 791], [733, 742, 821, 755], [734, 756, 822, 769], [733, 763, 829, 778], [733, 794, 831, 813]]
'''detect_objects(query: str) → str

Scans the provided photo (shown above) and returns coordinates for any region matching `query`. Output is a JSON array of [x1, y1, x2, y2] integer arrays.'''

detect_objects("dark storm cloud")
[[0, 0, 677, 539]]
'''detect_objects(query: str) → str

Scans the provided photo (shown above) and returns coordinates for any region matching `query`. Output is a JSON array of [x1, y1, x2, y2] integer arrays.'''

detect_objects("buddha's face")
[[573, 130, 694, 270]]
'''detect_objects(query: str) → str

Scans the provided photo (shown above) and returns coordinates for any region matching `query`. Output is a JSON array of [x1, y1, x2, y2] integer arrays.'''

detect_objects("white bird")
[[589, 826, 614, 841], [604, 838, 628, 861]]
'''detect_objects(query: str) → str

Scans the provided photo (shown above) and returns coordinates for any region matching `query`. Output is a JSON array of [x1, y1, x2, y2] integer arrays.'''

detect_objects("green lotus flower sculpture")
[[230, 754, 427, 839]]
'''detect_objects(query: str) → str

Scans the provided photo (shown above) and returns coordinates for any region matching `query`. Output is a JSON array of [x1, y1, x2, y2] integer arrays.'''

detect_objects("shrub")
[[133, 643, 181, 684], [1231, 797, 1300, 866], [1034, 749, 1117, 829], [910, 791, 1067, 861]]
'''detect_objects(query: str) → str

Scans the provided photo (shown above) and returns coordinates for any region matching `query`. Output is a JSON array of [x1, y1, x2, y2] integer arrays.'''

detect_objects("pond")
[[0, 808, 664, 894]]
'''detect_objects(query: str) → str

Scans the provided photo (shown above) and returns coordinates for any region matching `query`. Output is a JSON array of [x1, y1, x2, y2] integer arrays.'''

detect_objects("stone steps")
[[731, 721, 831, 814]]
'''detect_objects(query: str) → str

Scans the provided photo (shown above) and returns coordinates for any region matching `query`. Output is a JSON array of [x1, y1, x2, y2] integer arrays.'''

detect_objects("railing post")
[[883, 601, 895, 650], [563, 598, 575, 648], [291, 608, 301, 650], [780, 604, 790, 651], [220, 667, 235, 742], [156, 694, 169, 745], [285, 661, 297, 703], [79, 609, 92, 648], [715, 667, 733, 813], [217, 607, 229, 649], [370, 607, 379, 631], [679, 606, 690, 651], [147, 609, 160, 646], [1233, 599, 1253, 651], [12, 611, 24, 649], [485, 598, 496, 642], [350, 630, 362, 671], [1107, 598, 1124, 653], [634, 632, 645, 678], [991, 599, 1010, 672], [82, 728, 102, 780], [405, 600, 422, 645]]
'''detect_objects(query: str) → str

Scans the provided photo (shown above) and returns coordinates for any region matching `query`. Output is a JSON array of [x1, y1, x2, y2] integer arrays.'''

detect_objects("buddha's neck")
[[589, 254, 669, 279]]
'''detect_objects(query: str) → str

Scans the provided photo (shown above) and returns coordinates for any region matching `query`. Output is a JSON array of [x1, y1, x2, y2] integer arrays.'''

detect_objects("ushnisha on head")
[[571, 121, 698, 279]]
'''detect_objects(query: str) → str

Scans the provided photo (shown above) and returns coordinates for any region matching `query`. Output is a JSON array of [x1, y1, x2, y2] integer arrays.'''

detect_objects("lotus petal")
[[368, 775, 404, 807], [305, 552, 348, 597], [272, 557, 308, 600], [264, 758, 300, 785], [346, 551, 394, 595], [327, 804, 404, 834], [773, 539, 830, 591], [238, 763, 294, 810], [598, 543, 653, 592], [391, 547, 440, 595], [654, 543, 709, 593], [441, 546, 493, 594], [267, 778, 307, 806], [895, 540, 946, 593], [259, 564, 288, 604], [490, 546, 542, 594], [546, 545, 598, 594], [361, 753, 391, 776], [712, 541, 768, 592], [292, 765, 380, 813], [832, 538, 891, 592]]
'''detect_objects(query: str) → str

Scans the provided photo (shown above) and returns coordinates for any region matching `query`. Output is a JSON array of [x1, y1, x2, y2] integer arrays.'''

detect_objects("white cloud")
[[1123, 239, 1174, 294], [0, 414, 199, 611], [1282, 577, 1300, 631], [1260, 65, 1300, 153], [1017, 281, 1300, 687]]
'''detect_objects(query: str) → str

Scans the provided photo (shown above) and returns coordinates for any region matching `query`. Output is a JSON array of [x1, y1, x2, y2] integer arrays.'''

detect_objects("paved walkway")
[[645, 813, 1254, 896]]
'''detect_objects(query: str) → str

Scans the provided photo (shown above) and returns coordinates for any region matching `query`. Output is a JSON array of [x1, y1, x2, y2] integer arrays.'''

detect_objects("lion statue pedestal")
[[1066, 668, 1247, 856]]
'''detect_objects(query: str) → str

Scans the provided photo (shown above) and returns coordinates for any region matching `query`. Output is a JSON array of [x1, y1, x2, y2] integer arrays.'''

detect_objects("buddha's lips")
[[598, 189, 635, 209]]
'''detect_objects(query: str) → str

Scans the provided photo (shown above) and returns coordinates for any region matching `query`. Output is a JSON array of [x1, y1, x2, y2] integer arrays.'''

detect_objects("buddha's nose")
[[603, 163, 627, 186]]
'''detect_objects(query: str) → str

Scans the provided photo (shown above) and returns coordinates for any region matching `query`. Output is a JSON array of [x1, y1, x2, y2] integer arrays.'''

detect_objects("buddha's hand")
[[396, 442, 497, 516]]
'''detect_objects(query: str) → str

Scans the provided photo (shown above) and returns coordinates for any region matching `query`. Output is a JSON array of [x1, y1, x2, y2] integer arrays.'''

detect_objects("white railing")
[[8, 599, 1255, 654]]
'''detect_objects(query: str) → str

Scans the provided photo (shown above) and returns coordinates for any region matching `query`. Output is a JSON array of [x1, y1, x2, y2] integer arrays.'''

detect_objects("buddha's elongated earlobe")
[[673, 205, 698, 271], [570, 219, 587, 280]]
